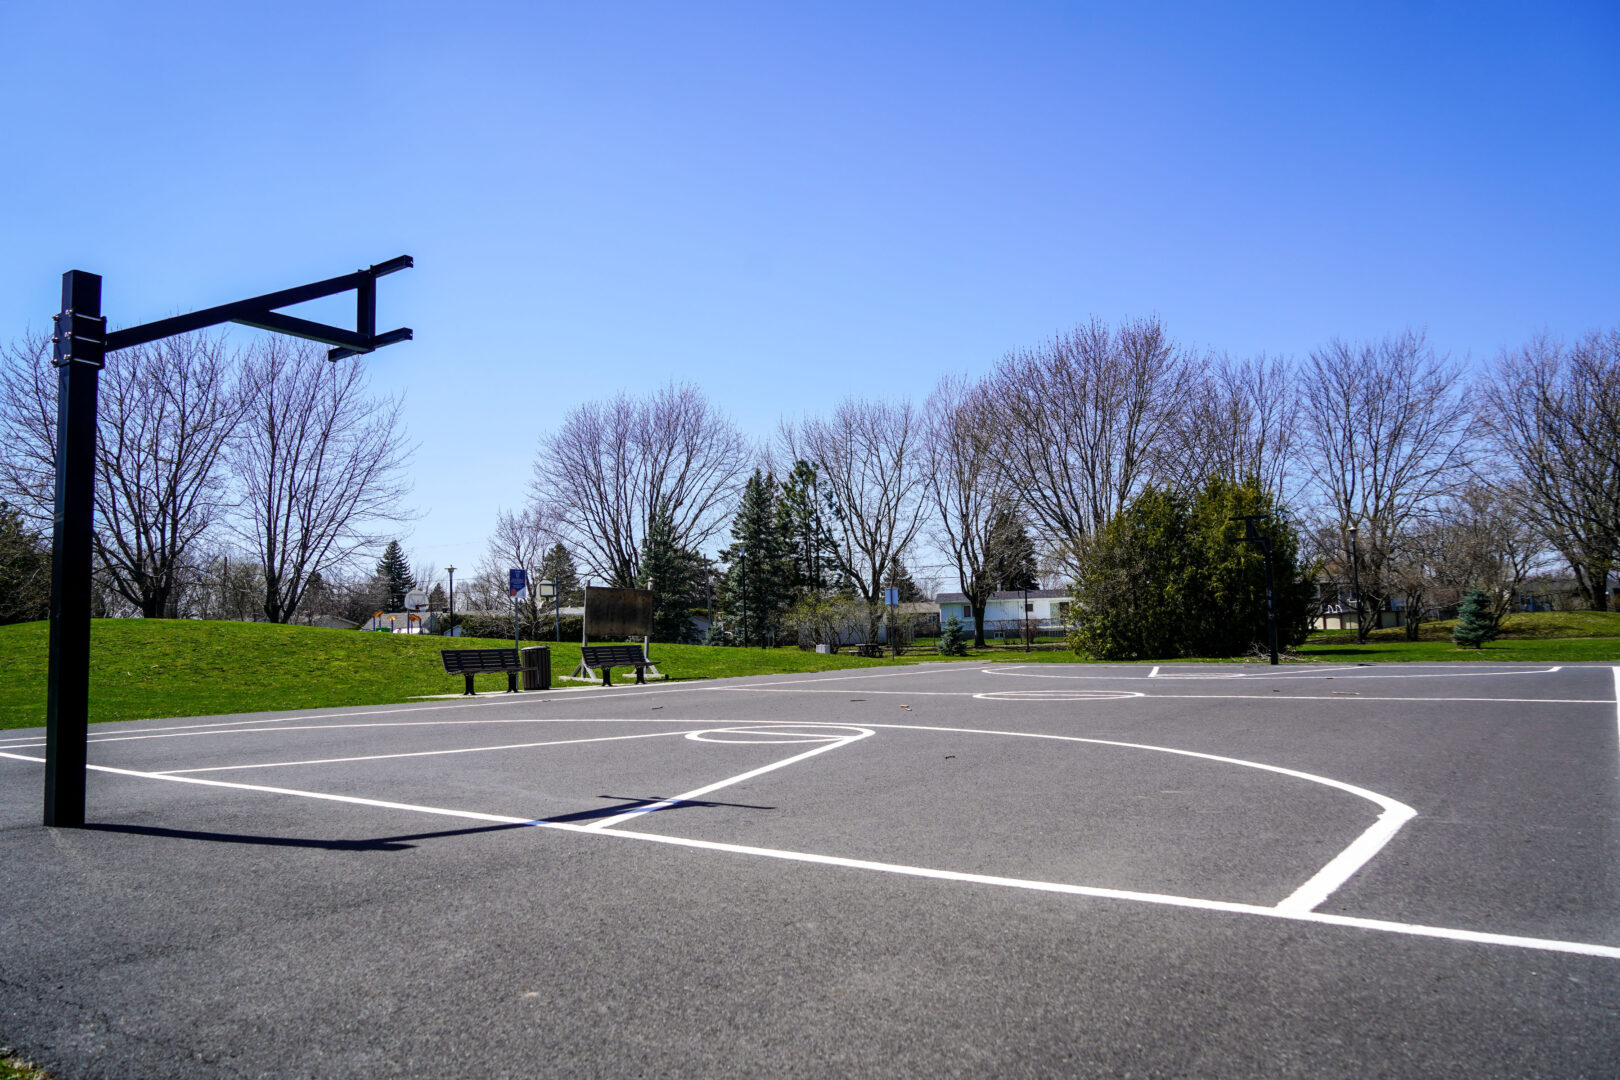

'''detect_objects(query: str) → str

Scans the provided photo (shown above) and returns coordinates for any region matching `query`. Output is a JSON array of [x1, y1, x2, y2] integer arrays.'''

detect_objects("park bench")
[[580, 643, 662, 686], [440, 648, 522, 695]]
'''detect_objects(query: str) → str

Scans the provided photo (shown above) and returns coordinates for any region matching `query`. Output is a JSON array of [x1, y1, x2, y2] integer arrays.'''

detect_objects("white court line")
[[991, 664, 1566, 681], [727, 686, 1613, 706], [20, 715, 716, 747], [744, 668, 955, 687], [3, 750, 1612, 961], [0, 717, 290, 747], [1118, 693, 1607, 705], [9, 718, 1412, 909], [844, 720, 1416, 912], [158, 729, 696, 774], [581, 726, 875, 830]]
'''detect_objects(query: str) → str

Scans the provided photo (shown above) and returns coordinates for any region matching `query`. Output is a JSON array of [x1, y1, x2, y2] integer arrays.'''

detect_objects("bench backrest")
[[581, 644, 647, 666], [441, 648, 521, 674]]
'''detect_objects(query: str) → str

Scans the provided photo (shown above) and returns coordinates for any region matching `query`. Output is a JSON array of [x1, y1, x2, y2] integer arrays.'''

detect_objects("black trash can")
[[521, 646, 551, 691]]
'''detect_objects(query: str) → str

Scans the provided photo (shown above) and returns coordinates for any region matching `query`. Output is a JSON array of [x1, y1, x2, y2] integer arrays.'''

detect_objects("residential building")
[[934, 589, 1070, 636]]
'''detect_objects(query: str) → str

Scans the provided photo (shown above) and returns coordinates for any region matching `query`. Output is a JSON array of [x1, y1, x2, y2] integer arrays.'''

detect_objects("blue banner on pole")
[[884, 587, 899, 607], [509, 568, 527, 597]]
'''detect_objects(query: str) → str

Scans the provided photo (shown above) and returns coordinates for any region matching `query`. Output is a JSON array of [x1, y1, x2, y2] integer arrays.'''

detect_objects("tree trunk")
[[970, 600, 988, 647], [1574, 561, 1611, 610]]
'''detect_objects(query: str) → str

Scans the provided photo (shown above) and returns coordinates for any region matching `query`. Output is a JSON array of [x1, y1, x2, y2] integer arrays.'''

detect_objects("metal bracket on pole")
[[103, 255, 413, 360]]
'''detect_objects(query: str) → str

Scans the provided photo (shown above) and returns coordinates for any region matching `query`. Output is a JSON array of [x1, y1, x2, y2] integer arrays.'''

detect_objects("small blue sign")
[[884, 587, 899, 607], [508, 568, 527, 597]]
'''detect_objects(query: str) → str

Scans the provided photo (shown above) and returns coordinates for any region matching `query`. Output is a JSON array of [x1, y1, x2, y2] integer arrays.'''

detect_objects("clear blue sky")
[[3, 2, 1615, 577]]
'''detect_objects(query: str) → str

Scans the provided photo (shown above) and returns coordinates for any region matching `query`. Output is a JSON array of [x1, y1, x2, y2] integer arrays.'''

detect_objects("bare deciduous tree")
[[231, 340, 414, 623], [1162, 352, 1299, 499], [923, 374, 1010, 647], [472, 504, 560, 626], [1428, 482, 1544, 625], [532, 383, 751, 587], [0, 334, 57, 528], [984, 317, 1198, 575], [1480, 330, 1620, 610], [0, 332, 246, 617], [1300, 331, 1471, 640], [782, 397, 927, 641]]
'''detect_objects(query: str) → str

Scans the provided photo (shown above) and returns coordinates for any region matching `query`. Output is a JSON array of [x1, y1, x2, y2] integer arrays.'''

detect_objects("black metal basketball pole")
[[1238, 515, 1279, 666], [43, 257, 413, 827], [43, 271, 104, 827]]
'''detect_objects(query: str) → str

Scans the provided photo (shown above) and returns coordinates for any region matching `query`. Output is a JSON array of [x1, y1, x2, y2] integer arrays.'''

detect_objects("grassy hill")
[[3, 611, 1616, 729], [0, 619, 929, 730], [1299, 610, 1620, 662]]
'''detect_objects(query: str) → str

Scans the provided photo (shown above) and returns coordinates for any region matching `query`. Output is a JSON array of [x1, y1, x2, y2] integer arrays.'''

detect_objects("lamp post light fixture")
[[446, 566, 456, 632], [1023, 584, 1031, 653]]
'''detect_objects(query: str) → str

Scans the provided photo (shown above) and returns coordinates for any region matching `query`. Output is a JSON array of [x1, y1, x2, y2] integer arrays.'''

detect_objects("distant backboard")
[[584, 586, 654, 639]]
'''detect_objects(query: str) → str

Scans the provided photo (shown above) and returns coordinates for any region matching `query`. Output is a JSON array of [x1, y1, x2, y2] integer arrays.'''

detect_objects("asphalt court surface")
[[2, 661, 1618, 1078]]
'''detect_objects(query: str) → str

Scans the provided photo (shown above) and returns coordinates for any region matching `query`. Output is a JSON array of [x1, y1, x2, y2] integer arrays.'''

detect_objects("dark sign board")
[[584, 586, 654, 639]]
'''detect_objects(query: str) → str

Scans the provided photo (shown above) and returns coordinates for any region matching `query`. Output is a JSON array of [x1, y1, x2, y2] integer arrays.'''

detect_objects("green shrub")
[[937, 615, 968, 656], [448, 613, 582, 642], [1068, 477, 1314, 660], [1452, 589, 1499, 649]]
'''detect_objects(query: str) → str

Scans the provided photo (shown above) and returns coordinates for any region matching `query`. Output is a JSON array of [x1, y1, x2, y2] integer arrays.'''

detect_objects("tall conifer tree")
[[375, 540, 415, 611], [720, 470, 791, 645], [985, 508, 1039, 591], [537, 542, 582, 607], [776, 460, 840, 597], [638, 505, 704, 643]]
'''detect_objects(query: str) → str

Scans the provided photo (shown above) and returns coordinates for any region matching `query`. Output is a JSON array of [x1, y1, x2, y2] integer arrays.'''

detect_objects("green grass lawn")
[[3, 611, 1617, 730], [0, 619, 973, 730], [0, 1050, 51, 1080], [1298, 610, 1620, 662]]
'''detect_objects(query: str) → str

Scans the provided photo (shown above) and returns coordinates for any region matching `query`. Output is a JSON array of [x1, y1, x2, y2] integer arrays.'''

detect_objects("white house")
[[934, 589, 1070, 634]]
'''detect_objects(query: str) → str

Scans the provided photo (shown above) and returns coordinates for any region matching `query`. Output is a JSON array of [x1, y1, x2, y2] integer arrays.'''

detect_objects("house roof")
[[935, 589, 1068, 603]]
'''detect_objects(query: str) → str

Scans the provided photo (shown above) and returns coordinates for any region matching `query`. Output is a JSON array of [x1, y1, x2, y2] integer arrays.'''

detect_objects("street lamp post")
[[1348, 525, 1365, 644], [1023, 585, 1031, 653], [739, 544, 747, 648], [446, 566, 456, 634]]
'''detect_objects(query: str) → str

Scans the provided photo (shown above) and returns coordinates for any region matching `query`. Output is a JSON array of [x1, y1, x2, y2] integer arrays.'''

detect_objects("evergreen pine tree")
[[884, 555, 925, 602], [428, 583, 447, 611], [1452, 589, 1499, 649], [1069, 477, 1313, 660], [0, 501, 50, 625], [937, 615, 968, 656], [638, 505, 704, 643], [985, 507, 1039, 591], [776, 460, 839, 597], [537, 542, 582, 607], [375, 541, 415, 611], [720, 469, 791, 645]]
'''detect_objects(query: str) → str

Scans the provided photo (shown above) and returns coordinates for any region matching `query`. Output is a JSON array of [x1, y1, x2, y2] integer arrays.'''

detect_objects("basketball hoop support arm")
[[101, 255, 413, 359], [44, 257, 413, 827]]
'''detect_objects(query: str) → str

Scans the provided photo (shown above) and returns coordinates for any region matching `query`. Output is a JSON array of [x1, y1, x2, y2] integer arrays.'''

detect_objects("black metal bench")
[[581, 643, 656, 686], [440, 648, 521, 695]]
